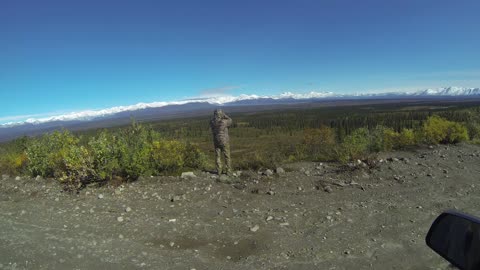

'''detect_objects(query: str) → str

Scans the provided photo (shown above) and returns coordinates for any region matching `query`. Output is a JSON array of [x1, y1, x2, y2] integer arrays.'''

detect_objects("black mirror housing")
[[426, 211, 480, 270]]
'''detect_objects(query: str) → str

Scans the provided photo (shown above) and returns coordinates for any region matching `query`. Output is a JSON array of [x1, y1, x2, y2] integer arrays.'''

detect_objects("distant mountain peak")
[[1, 86, 479, 128]]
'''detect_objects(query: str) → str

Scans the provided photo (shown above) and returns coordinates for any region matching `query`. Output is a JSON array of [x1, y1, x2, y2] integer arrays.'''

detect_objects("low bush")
[[423, 115, 468, 144], [17, 123, 207, 189], [88, 130, 121, 181], [398, 128, 416, 147], [338, 128, 370, 163], [25, 130, 79, 178], [0, 152, 27, 175]]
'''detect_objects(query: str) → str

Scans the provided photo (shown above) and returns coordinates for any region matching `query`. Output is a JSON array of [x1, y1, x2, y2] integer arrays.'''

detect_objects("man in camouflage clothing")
[[210, 109, 232, 175]]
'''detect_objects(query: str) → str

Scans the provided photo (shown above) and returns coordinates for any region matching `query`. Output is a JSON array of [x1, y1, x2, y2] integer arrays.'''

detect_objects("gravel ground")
[[1, 143, 480, 269]]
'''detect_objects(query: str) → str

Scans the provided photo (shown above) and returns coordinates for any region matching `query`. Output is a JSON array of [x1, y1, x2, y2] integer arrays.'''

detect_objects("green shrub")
[[398, 128, 416, 147], [25, 130, 79, 177], [338, 128, 370, 162], [423, 115, 469, 144], [0, 152, 27, 175], [88, 130, 121, 181], [382, 128, 399, 151], [152, 140, 186, 172], [368, 126, 387, 152], [116, 123, 156, 179], [25, 138, 51, 177], [466, 122, 480, 141], [57, 145, 94, 190], [24, 130, 97, 189], [183, 142, 207, 169]]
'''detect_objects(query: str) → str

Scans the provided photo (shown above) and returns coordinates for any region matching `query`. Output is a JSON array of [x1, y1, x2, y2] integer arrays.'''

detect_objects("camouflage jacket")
[[210, 115, 232, 146]]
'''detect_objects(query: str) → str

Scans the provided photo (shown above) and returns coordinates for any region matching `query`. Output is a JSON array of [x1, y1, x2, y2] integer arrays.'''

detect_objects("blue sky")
[[1, 0, 479, 122]]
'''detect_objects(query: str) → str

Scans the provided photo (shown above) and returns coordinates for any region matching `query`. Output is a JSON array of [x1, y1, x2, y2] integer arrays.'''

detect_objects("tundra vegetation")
[[0, 103, 478, 190]]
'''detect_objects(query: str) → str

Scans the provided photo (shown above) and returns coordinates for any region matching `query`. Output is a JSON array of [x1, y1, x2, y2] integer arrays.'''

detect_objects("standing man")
[[210, 109, 232, 175]]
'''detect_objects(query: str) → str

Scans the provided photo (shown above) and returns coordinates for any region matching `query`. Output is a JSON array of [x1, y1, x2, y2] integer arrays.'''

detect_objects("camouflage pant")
[[215, 144, 231, 175]]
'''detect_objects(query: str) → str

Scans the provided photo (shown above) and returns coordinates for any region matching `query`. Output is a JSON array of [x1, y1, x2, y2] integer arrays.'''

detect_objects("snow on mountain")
[[413, 87, 480, 96], [1, 87, 479, 127]]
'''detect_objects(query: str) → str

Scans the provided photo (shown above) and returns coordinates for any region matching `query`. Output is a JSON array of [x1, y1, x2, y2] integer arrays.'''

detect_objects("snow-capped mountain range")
[[1, 86, 480, 128]]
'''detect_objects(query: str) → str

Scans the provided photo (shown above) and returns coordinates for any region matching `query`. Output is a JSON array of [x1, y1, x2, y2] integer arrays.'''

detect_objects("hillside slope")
[[1, 144, 480, 269]]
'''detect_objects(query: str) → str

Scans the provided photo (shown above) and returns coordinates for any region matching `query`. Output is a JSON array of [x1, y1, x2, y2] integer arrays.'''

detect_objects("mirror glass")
[[427, 212, 480, 270]]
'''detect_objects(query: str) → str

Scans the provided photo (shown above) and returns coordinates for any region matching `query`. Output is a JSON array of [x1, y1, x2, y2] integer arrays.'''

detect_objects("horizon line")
[[1, 86, 478, 127]]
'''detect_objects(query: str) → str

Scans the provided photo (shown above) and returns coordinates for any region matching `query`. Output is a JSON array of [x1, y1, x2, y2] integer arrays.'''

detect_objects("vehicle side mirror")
[[426, 211, 480, 270]]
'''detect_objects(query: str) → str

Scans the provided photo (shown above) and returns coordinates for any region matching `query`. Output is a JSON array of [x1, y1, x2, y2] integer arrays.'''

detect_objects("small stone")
[[218, 174, 230, 183], [117, 216, 124, 222], [169, 241, 175, 247], [324, 186, 333, 193], [54, 198, 59, 202], [168, 219, 177, 223], [171, 195, 182, 202], [125, 207, 132, 212], [266, 190, 275, 195], [119, 234, 124, 239], [275, 167, 285, 174], [15, 176, 21, 181], [181, 172, 196, 179], [250, 225, 260, 232], [264, 169, 274, 177], [35, 175, 43, 181], [279, 222, 289, 226], [266, 216, 274, 221], [98, 194, 104, 199]]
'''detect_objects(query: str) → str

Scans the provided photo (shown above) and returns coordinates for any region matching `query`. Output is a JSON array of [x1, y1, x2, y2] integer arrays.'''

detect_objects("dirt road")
[[1, 144, 480, 269]]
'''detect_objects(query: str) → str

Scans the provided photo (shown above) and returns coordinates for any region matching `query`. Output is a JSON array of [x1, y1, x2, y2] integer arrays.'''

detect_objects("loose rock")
[[181, 172, 197, 179], [218, 174, 230, 183], [264, 169, 274, 177]]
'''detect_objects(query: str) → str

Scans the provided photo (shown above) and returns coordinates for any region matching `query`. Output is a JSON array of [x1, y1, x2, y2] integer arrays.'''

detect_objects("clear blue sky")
[[1, 0, 479, 121]]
